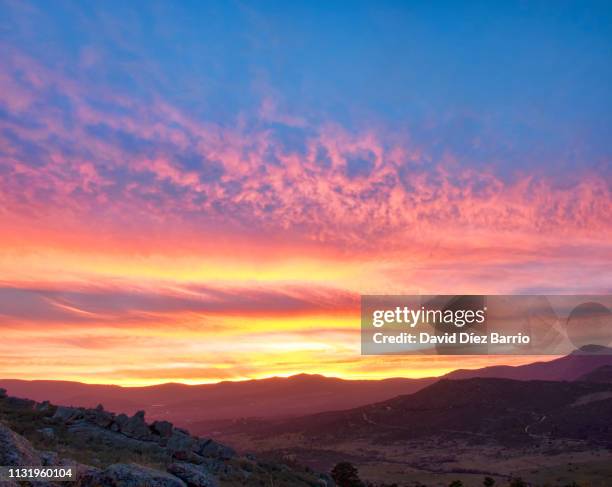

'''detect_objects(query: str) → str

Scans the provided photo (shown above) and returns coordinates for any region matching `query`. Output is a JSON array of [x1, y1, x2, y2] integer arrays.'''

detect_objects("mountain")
[[0, 374, 435, 426], [578, 364, 612, 383], [444, 345, 612, 382], [2, 345, 611, 429], [225, 377, 612, 446]]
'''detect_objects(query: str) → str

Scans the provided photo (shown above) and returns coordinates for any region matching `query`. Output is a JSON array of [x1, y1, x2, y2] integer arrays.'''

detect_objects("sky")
[[0, 0, 611, 385]]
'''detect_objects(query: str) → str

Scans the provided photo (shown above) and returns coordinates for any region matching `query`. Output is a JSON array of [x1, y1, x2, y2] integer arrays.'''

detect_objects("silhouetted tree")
[[509, 478, 527, 487], [449, 481, 463, 487], [331, 462, 363, 487], [483, 477, 495, 487]]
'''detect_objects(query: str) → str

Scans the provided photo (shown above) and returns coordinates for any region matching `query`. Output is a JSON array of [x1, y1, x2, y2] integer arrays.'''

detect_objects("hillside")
[[445, 345, 612, 382], [220, 377, 612, 446], [205, 376, 612, 486], [0, 388, 330, 487], [577, 365, 612, 383]]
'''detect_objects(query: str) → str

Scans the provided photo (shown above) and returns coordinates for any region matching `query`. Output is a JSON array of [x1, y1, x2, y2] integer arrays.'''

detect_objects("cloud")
[[0, 37, 610, 385], [0, 48, 609, 261], [0, 282, 358, 326]]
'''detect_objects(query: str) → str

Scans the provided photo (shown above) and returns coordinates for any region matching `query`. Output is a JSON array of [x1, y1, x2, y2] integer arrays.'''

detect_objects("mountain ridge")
[[2, 346, 611, 428]]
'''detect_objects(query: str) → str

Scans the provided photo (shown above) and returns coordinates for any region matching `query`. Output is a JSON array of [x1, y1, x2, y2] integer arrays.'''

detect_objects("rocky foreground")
[[0, 388, 332, 486]]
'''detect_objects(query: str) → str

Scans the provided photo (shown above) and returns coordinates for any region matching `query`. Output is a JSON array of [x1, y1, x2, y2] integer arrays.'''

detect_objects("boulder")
[[172, 449, 206, 465], [79, 463, 186, 487], [114, 413, 129, 430], [53, 406, 83, 423], [166, 429, 196, 455], [121, 410, 151, 440], [152, 420, 174, 438], [0, 423, 41, 465], [85, 406, 114, 428], [167, 462, 219, 487], [35, 400, 50, 411], [195, 438, 236, 460]]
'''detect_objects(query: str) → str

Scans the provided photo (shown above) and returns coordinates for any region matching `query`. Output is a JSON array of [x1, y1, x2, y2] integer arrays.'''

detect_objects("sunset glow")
[[1, 1, 610, 385]]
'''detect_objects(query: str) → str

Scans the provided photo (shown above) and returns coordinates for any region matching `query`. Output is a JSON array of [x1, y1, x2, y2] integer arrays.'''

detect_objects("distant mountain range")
[[445, 345, 612, 381], [0, 374, 435, 426], [235, 372, 612, 446], [2, 345, 611, 429]]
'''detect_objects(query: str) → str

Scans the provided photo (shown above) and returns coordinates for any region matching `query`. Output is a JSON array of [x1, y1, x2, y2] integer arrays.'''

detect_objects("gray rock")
[[79, 463, 186, 487], [52, 405, 83, 423], [121, 410, 151, 440], [166, 429, 196, 455], [114, 413, 129, 429], [85, 405, 114, 428], [35, 400, 51, 412], [195, 438, 236, 460], [172, 449, 205, 464], [5, 396, 36, 410], [67, 421, 166, 454], [167, 462, 218, 487], [0, 423, 41, 465], [152, 419, 174, 438]]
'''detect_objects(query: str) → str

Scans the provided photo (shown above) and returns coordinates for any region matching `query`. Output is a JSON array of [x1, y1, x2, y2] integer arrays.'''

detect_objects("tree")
[[449, 481, 464, 487], [331, 462, 363, 487], [483, 477, 495, 487], [509, 478, 527, 487]]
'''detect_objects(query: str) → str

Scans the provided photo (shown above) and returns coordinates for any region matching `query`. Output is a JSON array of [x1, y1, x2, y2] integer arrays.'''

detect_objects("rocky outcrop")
[[80, 463, 187, 487], [0, 391, 328, 487], [36, 400, 52, 413], [1, 398, 227, 485], [167, 462, 219, 487], [112, 412, 129, 431], [4, 396, 36, 410], [84, 404, 114, 428], [166, 428, 197, 454], [0, 423, 41, 465], [152, 419, 174, 437], [121, 410, 151, 440], [53, 406, 84, 423], [194, 438, 235, 460]]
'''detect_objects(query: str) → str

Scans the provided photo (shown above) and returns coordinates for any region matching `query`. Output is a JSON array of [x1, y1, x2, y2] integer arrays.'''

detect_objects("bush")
[[331, 462, 364, 487]]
